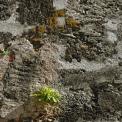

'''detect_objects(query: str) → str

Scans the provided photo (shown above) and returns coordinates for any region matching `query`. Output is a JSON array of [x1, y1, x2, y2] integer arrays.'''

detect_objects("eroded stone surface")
[[0, 0, 122, 122], [0, 0, 16, 21], [0, 38, 41, 118]]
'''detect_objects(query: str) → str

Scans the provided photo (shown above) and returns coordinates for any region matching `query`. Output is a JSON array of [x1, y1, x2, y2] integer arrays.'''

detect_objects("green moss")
[[32, 86, 61, 104]]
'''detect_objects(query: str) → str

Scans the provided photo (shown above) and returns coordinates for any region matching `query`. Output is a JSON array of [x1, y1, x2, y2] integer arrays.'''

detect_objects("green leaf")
[[52, 97, 57, 103]]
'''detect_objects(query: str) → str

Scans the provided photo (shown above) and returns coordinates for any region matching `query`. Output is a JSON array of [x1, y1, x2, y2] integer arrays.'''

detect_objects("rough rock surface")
[[17, 0, 52, 25], [0, 0, 122, 122], [0, 38, 41, 118], [58, 66, 122, 122], [0, 0, 16, 21]]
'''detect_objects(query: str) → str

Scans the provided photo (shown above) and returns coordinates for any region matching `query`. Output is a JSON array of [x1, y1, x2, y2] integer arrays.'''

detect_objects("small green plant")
[[32, 86, 61, 104], [32, 87, 61, 121], [3, 50, 9, 56], [0, 50, 9, 56]]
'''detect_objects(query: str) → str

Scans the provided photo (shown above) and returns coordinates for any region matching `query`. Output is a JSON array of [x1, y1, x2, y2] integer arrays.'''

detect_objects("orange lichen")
[[39, 24, 47, 33], [66, 17, 80, 28], [31, 10, 80, 34], [54, 9, 65, 17], [48, 17, 58, 30]]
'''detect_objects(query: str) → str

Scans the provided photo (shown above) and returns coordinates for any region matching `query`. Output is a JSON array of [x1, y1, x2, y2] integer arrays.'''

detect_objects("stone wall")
[[0, 0, 122, 122]]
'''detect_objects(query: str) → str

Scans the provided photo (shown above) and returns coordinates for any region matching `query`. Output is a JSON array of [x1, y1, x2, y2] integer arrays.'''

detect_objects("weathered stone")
[[0, 0, 122, 122], [0, 0, 16, 21], [0, 38, 41, 118], [17, 0, 53, 25]]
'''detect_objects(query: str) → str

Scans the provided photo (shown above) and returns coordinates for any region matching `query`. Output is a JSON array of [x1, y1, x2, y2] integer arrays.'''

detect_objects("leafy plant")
[[2, 50, 9, 56], [0, 50, 9, 58], [0, 50, 9, 56], [32, 86, 61, 104]]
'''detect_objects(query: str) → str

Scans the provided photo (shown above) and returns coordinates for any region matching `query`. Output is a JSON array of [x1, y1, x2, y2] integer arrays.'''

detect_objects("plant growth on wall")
[[32, 86, 61, 121]]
